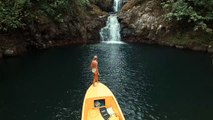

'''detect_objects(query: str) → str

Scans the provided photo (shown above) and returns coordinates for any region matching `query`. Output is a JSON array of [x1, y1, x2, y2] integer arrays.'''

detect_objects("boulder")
[[0, 48, 2, 58], [119, 0, 167, 41], [4, 48, 15, 56], [208, 48, 213, 53], [0, 52, 2, 59], [3, 45, 27, 56], [122, 0, 128, 5], [192, 46, 207, 52], [175, 45, 184, 49], [95, 0, 114, 12]]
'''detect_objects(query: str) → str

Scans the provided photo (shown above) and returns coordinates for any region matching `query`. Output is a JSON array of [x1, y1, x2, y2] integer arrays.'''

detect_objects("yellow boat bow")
[[81, 82, 125, 120]]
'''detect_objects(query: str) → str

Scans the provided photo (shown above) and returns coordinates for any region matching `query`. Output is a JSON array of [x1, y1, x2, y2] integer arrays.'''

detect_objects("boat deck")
[[87, 107, 119, 120], [82, 82, 125, 120]]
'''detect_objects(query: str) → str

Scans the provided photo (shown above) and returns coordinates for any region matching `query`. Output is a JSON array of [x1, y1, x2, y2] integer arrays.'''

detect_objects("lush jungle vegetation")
[[162, 0, 213, 33], [0, 0, 212, 46], [1, 0, 212, 32], [0, 0, 91, 32]]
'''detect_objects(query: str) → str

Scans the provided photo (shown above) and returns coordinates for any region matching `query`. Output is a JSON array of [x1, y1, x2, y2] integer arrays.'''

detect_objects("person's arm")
[[90, 61, 94, 71], [90, 62, 92, 70], [97, 61, 99, 75]]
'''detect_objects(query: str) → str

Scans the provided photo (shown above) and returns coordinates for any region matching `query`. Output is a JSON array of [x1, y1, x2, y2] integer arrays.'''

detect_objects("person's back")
[[91, 60, 98, 73], [90, 55, 99, 85]]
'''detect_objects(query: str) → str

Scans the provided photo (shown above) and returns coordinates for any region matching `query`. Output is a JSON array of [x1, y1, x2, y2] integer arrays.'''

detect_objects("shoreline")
[[123, 37, 213, 53], [1, 38, 212, 60], [0, 39, 99, 59]]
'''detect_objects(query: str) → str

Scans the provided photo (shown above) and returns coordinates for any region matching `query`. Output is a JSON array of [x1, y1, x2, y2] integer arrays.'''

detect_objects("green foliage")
[[37, 0, 70, 22], [0, 0, 28, 31], [79, 0, 90, 7], [0, 0, 91, 32], [162, 0, 213, 33]]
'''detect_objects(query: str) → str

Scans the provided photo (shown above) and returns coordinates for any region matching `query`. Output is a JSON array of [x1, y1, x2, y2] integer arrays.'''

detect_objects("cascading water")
[[100, 0, 123, 44], [100, 15, 121, 42], [113, 0, 122, 12]]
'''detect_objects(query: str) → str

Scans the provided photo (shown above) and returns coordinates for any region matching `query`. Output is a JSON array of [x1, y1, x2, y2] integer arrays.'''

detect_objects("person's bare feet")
[[93, 82, 96, 86]]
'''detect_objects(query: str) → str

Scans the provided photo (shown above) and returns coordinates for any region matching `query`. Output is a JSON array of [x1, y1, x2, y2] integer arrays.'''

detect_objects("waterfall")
[[113, 0, 122, 12], [100, 15, 121, 42], [100, 0, 123, 44]]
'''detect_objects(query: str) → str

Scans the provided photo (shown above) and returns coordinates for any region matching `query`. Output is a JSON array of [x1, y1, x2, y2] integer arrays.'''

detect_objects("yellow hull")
[[81, 82, 125, 120]]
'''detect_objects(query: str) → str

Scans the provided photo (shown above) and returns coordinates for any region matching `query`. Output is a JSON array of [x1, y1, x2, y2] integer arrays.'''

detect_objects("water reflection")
[[77, 43, 158, 119], [1, 43, 213, 120]]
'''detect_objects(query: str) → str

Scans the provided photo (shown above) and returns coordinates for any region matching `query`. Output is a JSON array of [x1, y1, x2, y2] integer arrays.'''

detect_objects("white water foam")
[[100, 15, 121, 42], [99, 0, 123, 44], [101, 41, 125, 44], [113, 0, 122, 12]]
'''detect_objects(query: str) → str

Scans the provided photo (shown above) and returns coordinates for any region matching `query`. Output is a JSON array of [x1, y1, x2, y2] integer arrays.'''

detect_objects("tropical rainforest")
[[0, 0, 213, 57]]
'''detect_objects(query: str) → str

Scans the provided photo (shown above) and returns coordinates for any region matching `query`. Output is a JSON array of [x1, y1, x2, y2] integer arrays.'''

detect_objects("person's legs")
[[93, 73, 99, 85], [95, 73, 99, 82]]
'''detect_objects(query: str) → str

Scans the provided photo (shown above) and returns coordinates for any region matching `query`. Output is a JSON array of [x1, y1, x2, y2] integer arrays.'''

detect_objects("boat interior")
[[85, 97, 121, 120]]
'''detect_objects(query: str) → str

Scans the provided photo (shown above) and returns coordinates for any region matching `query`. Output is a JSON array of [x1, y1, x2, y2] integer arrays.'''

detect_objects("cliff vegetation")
[[119, 0, 213, 52], [0, 0, 108, 57]]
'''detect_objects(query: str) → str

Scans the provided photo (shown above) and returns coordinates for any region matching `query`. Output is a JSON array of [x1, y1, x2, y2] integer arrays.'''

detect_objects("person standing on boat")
[[90, 55, 99, 85]]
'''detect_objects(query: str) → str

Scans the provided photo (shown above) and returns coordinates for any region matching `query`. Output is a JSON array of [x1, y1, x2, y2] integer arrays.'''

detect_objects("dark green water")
[[0, 43, 213, 120]]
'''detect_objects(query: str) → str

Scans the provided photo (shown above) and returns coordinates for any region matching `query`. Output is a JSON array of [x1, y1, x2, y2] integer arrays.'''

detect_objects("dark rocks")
[[192, 46, 207, 52], [118, 0, 213, 53], [95, 0, 114, 12], [3, 45, 27, 57], [24, 3, 107, 48], [4, 49, 15, 56], [0, 49, 2, 59], [158, 41, 175, 47], [122, 0, 128, 5], [84, 17, 106, 41], [162, 42, 174, 47], [208, 47, 213, 53], [0, 2, 107, 60], [121, 27, 136, 37], [119, 0, 167, 41], [175, 45, 184, 49]]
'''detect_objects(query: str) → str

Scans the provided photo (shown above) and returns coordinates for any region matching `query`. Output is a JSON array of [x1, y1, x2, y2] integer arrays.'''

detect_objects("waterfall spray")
[[100, 0, 123, 43]]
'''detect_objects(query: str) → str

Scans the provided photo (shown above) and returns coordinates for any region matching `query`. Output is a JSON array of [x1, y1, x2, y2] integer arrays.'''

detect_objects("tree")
[[162, 0, 213, 33], [0, 0, 91, 32]]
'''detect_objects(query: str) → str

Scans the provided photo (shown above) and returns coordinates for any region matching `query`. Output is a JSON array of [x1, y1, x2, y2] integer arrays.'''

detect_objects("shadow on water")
[[0, 43, 213, 120]]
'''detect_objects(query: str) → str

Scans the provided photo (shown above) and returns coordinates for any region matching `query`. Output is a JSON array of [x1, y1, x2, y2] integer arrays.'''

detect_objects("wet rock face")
[[85, 17, 107, 41], [0, 2, 107, 58], [4, 49, 15, 56], [95, 0, 114, 12], [26, 3, 107, 48], [122, 0, 128, 4], [0, 33, 28, 56], [118, 0, 213, 53], [0, 50, 2, 59], [208, 46, 213, 53], [192, 46, 207, 52], [119, 0, 168, 41], [3, 45, 27, 56]]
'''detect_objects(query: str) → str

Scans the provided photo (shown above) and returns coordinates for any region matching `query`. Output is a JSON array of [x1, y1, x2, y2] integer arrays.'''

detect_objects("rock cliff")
[[0, 1, 109, 57], [119, 0, 170, 42], [119, 0, 213, 52]]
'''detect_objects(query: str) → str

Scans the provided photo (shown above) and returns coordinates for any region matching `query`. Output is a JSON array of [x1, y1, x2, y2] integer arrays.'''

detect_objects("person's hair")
[[93, 55, 98, 60]]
